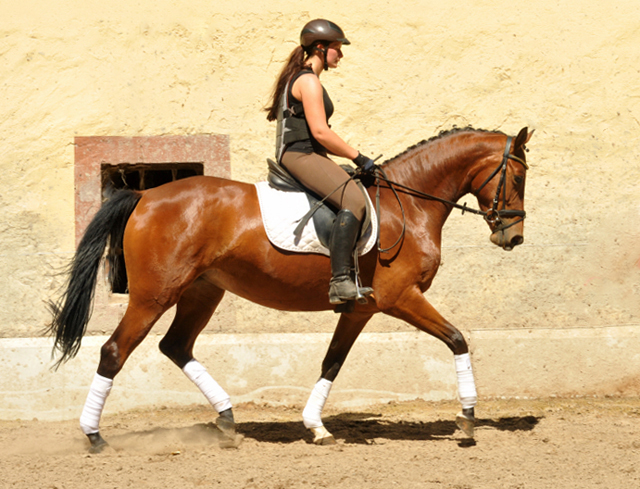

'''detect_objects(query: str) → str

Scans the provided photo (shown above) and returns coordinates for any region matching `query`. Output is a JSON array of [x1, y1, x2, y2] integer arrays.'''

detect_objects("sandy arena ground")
[[1, 397, 638, 489]]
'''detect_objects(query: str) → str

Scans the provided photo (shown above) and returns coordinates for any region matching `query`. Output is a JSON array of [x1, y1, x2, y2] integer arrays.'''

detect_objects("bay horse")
[[48, 126, 532, 451]]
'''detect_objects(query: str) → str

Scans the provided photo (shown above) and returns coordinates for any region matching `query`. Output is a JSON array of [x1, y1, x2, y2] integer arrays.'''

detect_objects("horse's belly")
[[200, 256, 333, 312]]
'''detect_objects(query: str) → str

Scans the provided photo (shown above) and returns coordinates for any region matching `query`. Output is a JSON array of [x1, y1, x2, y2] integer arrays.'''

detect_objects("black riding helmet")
[[300, 19, 350, 70], [300, 19, 350, 48]]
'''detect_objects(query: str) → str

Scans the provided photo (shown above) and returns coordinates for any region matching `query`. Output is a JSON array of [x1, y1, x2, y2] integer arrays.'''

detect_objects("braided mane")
[[382, 126, 506, 165]]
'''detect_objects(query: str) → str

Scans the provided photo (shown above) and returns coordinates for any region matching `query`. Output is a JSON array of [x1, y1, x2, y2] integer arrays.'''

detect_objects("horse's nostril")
[[511, 235, 524, 247]]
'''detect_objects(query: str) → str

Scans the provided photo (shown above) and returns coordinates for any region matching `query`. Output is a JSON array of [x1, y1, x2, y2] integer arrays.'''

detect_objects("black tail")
[[47, 189, 142, 368]]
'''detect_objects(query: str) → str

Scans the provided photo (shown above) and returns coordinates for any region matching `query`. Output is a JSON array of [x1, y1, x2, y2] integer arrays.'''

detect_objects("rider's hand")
[[352, 152, 376, 173]]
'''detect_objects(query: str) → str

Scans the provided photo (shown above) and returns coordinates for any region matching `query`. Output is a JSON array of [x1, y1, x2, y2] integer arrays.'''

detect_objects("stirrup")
[[355, 285, 374, 304]]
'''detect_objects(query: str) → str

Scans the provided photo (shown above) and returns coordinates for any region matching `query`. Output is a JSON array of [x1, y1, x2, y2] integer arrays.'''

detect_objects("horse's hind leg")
[[81, 300, 166, 452], [303, 310, 373, 445], [158, 278, 241, 447]]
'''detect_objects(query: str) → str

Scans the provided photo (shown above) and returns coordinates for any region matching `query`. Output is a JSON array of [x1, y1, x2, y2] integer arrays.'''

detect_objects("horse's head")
[[472, 127, 532, 251]]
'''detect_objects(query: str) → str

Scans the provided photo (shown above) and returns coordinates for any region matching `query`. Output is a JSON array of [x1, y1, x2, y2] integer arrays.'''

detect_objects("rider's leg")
[[280, 151, 365, 220], [281, 152, 372, 303], [327, 209, 373, 303]]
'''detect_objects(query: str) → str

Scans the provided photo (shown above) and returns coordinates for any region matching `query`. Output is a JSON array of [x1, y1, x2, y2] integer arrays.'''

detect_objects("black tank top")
[[286, 69, 334, 155]]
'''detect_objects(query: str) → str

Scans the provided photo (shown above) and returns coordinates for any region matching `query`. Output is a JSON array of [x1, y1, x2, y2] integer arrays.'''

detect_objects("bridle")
[[370, 135, 528, 253], [473, 136, 528, 233]]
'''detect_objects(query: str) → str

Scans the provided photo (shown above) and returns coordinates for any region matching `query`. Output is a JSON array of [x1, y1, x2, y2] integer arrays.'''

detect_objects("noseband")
[[370, 135, 528, 253]]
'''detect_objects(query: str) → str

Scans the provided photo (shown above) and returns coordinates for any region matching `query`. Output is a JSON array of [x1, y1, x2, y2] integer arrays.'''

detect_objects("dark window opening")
[[101, 162, 203, 195], [100, 162, 204, 294]]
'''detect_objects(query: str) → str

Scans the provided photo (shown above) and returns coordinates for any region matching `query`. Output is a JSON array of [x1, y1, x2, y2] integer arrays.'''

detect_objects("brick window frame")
[[74, 134, 230, 247]]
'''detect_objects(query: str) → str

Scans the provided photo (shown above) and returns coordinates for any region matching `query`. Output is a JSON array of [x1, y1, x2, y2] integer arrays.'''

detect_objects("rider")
[[265, 19, 375, 305]]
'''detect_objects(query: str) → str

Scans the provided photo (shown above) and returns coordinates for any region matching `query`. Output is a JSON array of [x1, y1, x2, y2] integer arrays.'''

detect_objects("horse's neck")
[[384, 136, 489, 212]]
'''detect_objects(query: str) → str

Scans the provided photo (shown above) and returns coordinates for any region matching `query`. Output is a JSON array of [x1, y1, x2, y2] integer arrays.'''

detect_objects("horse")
[[48, 126, 532, 451]]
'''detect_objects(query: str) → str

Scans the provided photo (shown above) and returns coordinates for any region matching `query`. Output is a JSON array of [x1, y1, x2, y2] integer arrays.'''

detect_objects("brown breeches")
[[280, 151, 366, 221]]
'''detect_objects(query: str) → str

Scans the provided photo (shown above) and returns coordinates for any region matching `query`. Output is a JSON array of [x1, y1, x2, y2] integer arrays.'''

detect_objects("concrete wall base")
[[1, 327, 639, 421]]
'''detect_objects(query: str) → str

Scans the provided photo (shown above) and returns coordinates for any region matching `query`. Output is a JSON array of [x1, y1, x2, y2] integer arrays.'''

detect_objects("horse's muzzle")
[[490, 229, 524, 251]]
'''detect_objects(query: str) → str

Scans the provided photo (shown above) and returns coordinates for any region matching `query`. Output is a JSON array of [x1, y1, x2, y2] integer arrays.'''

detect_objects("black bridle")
[[473, 136, 528, 232], [370, 136, 528, 253]]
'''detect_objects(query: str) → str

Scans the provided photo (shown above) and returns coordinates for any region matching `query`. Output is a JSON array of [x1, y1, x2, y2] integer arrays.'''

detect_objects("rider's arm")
[[293, 74, 359, 160]]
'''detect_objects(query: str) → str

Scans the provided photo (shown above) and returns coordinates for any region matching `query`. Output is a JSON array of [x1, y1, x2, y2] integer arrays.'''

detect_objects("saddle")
[[265, 158, 373, 248]]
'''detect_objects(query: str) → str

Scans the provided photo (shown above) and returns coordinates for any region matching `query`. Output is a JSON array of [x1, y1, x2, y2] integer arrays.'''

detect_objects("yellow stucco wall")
[[1, 1, 639, 338]]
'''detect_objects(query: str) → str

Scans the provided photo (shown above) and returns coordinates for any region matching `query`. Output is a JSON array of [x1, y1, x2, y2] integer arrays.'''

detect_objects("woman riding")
[[265, 19, 376, 305]]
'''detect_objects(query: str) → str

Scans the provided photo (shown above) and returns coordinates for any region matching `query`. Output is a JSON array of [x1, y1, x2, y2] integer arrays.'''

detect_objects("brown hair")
[[265, 46, 311, 121]]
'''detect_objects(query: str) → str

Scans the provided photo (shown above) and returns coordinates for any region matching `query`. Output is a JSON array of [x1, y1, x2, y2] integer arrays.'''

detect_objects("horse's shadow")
[[239, 412, 541, 446], [104, 413, 540, 450]]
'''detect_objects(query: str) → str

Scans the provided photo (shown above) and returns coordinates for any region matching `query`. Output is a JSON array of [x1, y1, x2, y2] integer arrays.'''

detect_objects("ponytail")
[[265, 46, 309, 121]]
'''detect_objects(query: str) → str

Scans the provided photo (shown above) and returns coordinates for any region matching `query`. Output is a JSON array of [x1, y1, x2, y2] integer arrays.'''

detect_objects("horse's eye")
[[514, 175, 524, 186]]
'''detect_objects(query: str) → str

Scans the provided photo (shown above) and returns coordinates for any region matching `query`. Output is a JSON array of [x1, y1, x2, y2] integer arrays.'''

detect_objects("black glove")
[[352, 152, 375, 173]]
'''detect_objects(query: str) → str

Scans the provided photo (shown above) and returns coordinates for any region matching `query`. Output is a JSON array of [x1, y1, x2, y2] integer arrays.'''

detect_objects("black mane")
[[383, 126, 506, 165]]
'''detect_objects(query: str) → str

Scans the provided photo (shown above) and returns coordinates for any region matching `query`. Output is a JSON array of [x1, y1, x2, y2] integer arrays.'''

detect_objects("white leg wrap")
[[455, 353, 478, 409], [302, 378, 332, 429], [79, 373, 113, 435], [182, 360, 232, 413]]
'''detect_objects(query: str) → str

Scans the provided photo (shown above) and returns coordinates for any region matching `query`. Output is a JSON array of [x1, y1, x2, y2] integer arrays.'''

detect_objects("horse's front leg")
[[383, 288, 477, 438], [303, 310, 373, 445]]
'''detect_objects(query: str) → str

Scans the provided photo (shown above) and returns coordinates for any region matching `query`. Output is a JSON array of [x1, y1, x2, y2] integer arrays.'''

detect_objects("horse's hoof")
[[87, 432, 108, 453], [219, 433, 244, 449], [216, 408, 236, 436], [310, 426, 336, 445], [456, 408, 475, 438], [316, 435, 336, 446], [215, 408, 242, 448]]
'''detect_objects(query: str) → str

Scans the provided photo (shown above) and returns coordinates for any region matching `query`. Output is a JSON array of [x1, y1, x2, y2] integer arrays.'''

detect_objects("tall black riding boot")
[[328, 209, 374, 304]]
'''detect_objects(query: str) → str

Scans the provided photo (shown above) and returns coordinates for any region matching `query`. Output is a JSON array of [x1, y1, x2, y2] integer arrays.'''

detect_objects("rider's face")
[[325, 42, 344, 68]]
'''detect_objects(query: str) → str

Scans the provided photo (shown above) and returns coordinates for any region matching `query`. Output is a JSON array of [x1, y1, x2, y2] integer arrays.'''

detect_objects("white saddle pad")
[[255, 181, 378, 257]]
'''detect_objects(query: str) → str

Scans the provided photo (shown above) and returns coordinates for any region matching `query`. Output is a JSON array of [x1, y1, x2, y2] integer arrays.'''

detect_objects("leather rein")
[[370, 136, 528, 253]]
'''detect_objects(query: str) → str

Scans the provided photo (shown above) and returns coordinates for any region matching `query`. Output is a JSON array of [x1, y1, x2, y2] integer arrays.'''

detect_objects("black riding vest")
[[275, 69, 334, 162]]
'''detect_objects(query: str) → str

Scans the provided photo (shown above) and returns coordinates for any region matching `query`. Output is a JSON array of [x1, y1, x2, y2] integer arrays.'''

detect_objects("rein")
[[371, 136, 528, 253]]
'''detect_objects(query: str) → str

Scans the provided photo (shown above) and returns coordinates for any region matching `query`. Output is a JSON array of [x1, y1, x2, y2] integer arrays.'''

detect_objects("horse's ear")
[[515, 127, 534, 149]]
